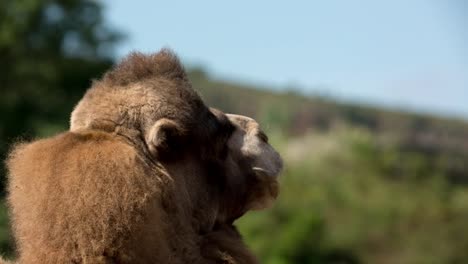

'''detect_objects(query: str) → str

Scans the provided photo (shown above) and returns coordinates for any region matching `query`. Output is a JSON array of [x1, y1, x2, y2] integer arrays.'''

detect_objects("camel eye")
[[257, 131, 269, 143]]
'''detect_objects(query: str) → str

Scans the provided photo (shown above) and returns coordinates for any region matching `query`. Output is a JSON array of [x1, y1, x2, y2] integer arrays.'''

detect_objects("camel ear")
[[146, 118, 185, 160]]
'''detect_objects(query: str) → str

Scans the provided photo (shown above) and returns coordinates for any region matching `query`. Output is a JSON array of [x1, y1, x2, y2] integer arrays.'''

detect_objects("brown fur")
[[201, 224, 259, 264], [5, 49, 282, 263]]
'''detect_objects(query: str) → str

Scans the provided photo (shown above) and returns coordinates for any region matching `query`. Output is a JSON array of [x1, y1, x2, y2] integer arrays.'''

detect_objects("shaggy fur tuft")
[[102, 48, 188, 86]]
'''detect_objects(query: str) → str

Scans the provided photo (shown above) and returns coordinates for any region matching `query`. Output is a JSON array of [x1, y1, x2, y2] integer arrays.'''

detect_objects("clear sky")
[[104, 0, 467, 119]]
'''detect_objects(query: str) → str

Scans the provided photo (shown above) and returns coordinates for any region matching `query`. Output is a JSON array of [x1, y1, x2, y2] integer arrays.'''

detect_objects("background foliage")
[[1, 1, 467, 263]]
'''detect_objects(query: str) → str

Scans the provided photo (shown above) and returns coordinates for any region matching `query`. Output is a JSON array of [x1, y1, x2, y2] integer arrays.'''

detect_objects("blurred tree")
[[0, 0, 123, 196]]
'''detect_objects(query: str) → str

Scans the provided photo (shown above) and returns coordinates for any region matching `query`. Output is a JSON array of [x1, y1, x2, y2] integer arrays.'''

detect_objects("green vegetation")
[[1, 0, 468, 263], [237, 130, 468, 263], [190, 73, 468, 263]]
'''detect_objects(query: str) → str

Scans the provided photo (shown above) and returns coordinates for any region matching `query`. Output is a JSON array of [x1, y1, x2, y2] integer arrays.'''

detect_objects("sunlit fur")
[[5, 49, 282, 263]]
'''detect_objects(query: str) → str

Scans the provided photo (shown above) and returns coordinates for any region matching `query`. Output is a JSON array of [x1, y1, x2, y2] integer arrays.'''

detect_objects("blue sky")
[[105, 0, 467, 119]]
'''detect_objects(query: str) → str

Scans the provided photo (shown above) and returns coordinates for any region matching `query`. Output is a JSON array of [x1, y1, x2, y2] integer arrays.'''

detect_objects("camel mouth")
[[252, 167, 281, 178]]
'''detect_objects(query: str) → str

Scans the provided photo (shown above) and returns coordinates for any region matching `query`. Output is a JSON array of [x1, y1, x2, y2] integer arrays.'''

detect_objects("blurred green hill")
[[1, 1, 468, 263], [188, 70, 468, 263], [190, 70, 468, 184]]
